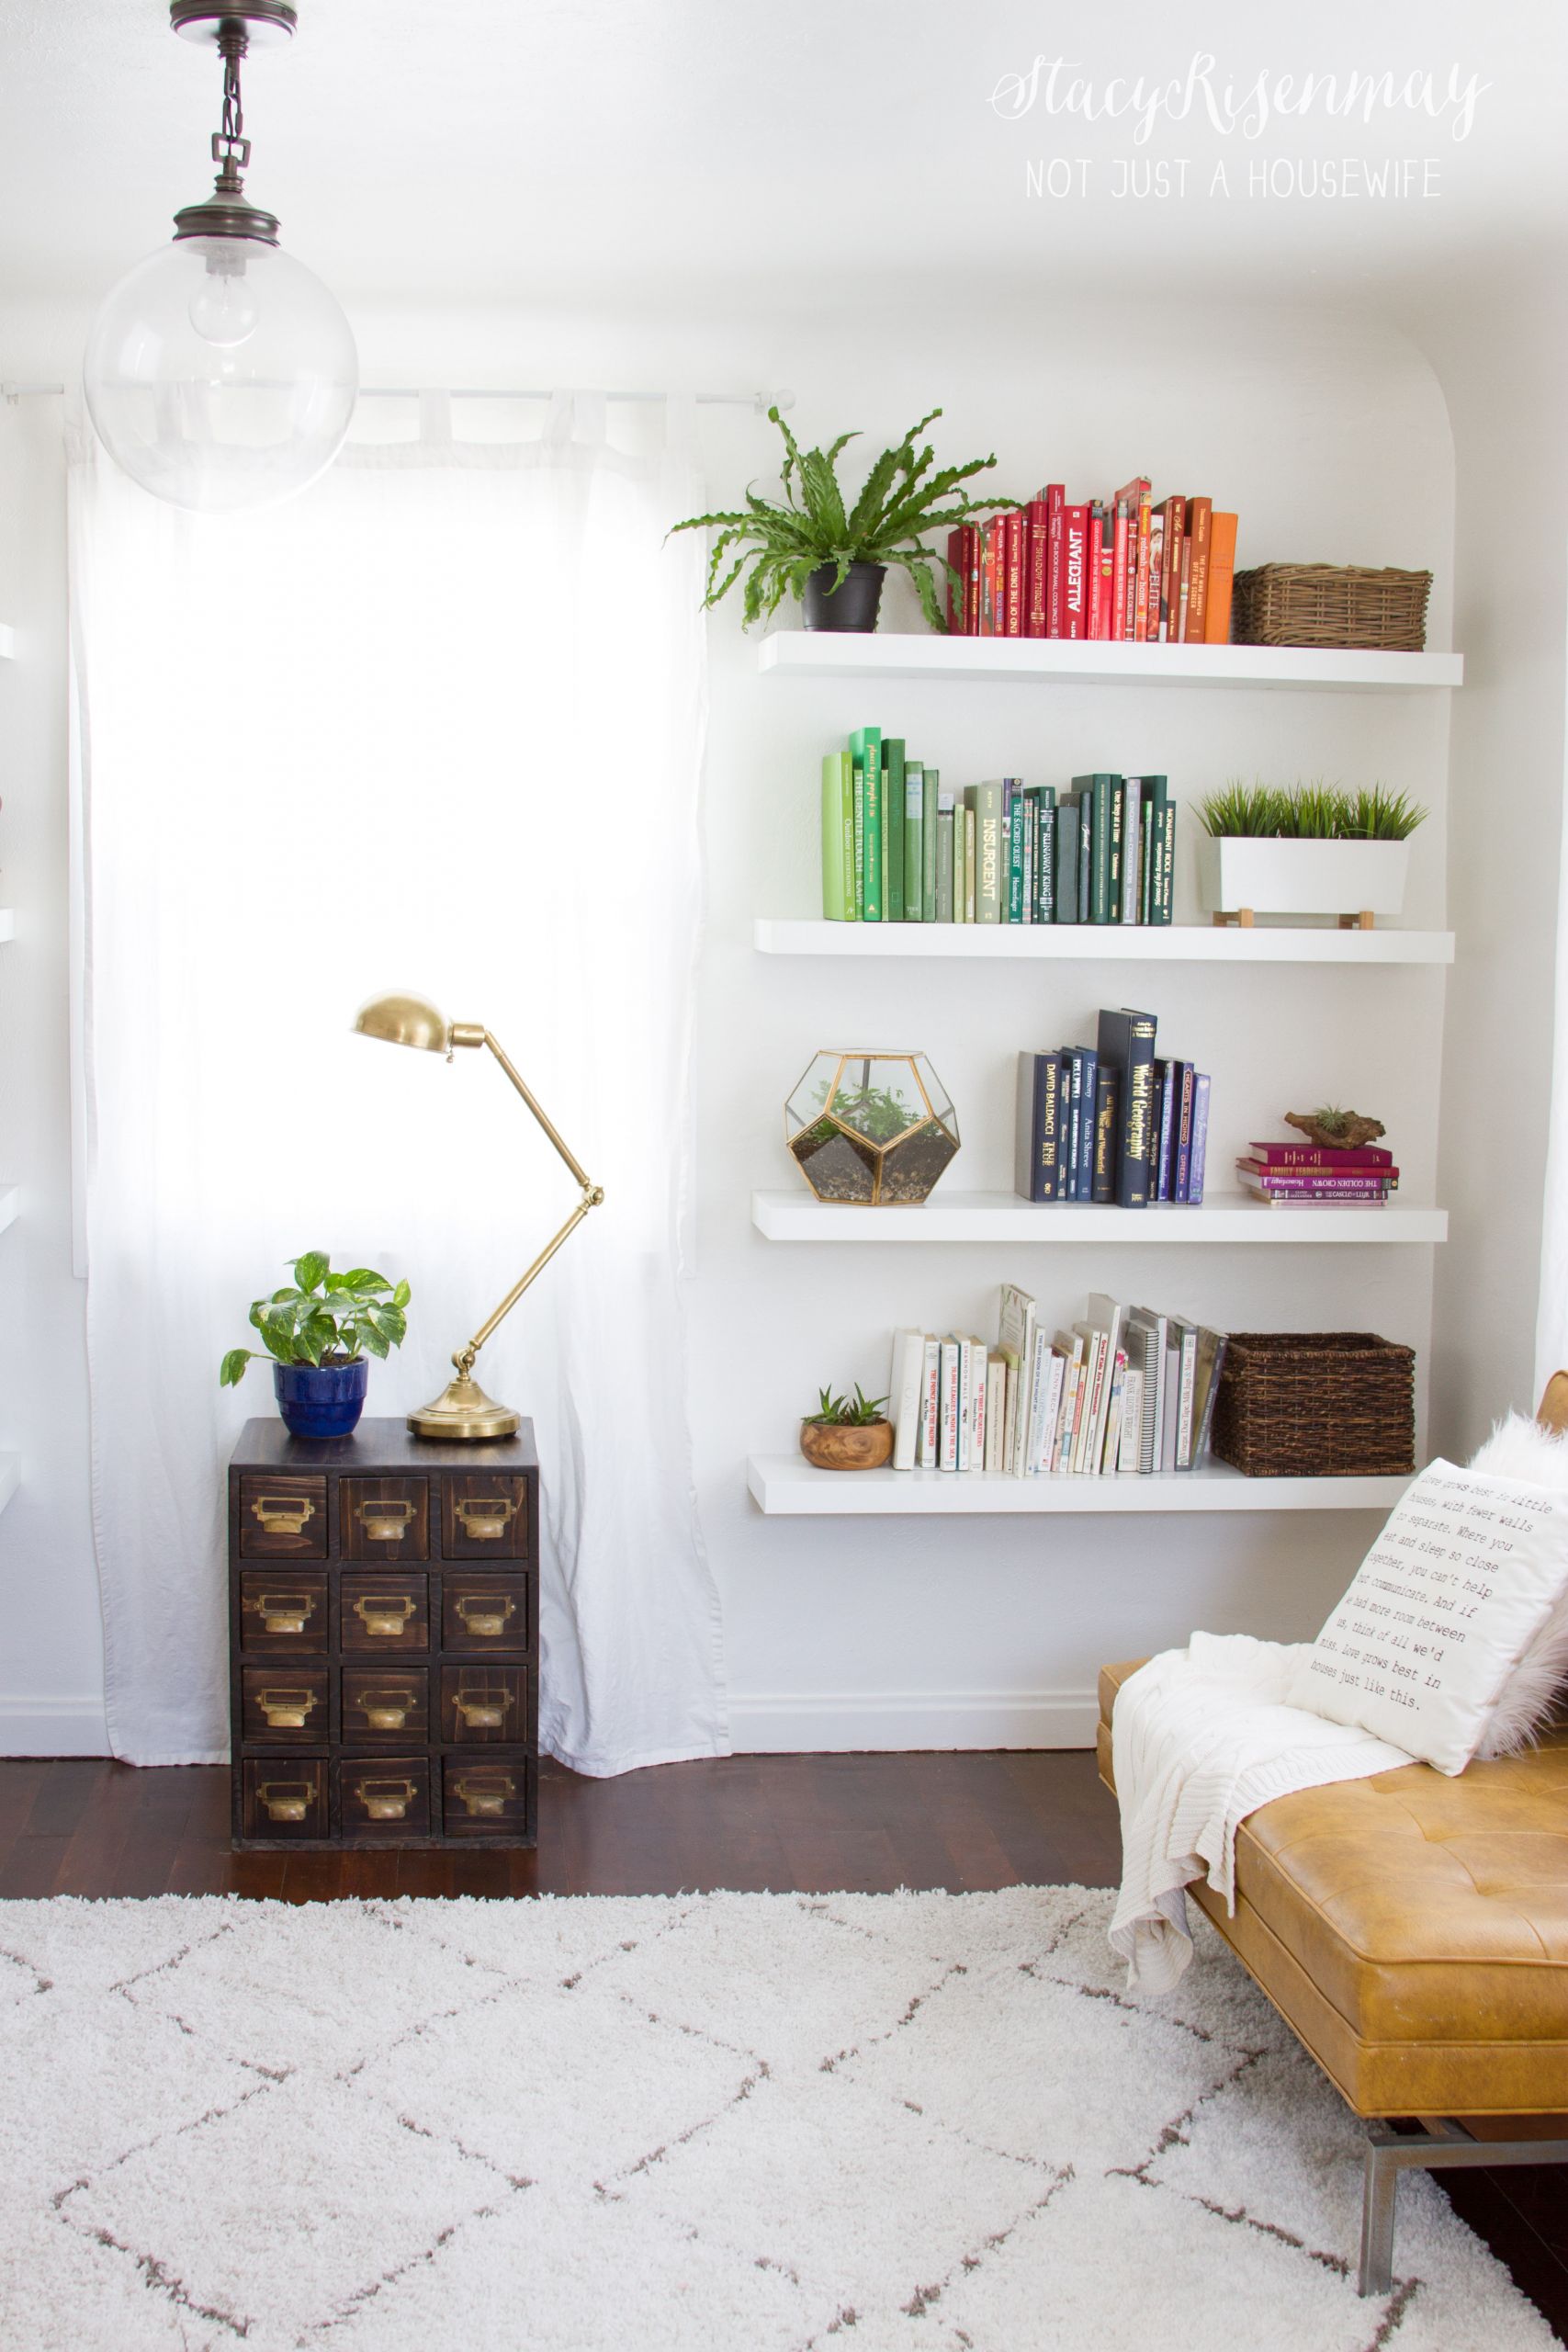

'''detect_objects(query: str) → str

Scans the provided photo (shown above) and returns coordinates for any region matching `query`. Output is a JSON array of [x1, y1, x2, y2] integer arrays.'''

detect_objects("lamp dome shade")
[[354, 992, 451, 1052]]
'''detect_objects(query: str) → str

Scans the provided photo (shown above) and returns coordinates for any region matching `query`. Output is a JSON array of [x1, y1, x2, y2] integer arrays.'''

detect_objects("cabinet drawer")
[[338, 1755, 431, 1843], [238, 1570, 329, 1654], [441, 1572, 531, 1653], [440, 1667, 529, 1746], [341, 1476, 430, 1561], [441, 1475, 529, 1559], [341, 1666, 429, 1744], [442, 1757, 531, 1838], [341, 1571, 429, 1652], [238, 1474, 328, 1559], [243, 1758, 328, 1839], [241, 1666, 329, 1744]]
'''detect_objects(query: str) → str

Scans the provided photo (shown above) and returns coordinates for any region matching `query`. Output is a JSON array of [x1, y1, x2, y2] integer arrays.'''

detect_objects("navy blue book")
[[1069, 1046, 1100, 1201], [1014, 1050, 1066, 1202], [1095, 1007, 1158, 1208], [1091, 1066, 1121, 1204]]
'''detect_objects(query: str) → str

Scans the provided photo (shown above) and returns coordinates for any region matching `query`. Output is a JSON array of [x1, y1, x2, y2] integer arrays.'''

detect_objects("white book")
[[1161, 1338, 1181, 1471], [1118, 1366, 1145, 1472], [1022, 1325, 1054, 1471], [956, 1335, 976, 1472], [1070, 1329, 1106, 1474], [1101, 1347, 1127, 1478], [997, 1284, 1038, 1476], [938, 1337, 962, 1471], [1052, 1329, 1085, 1474], [984, 1359, 1008, 1473], [1171, 1319, 1201, 1468], [1033, 1347, 1067, 1475], [968, 1340, 989, 1472], [1080, 1293, 1126, 1475], [1126, 1306, 1168, 1474], [889, 1327, 926, 1472], [918, 1336, 941, 1466]]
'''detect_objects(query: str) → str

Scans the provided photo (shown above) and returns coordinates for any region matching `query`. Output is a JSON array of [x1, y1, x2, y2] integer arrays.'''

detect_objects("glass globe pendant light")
[[84, 2, 357, 513]]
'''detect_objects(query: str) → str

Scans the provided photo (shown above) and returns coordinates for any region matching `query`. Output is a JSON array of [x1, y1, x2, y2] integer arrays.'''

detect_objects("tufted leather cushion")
[[1098, 1657, 1568, 2116]]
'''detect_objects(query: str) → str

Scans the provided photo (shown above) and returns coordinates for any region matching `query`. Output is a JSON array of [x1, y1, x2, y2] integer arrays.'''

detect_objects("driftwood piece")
[[1284, 1110, 1387, 1151]]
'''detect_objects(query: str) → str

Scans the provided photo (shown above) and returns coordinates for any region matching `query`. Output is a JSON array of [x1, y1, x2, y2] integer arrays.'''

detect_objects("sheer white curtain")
[[68, 391, 728, 1773]]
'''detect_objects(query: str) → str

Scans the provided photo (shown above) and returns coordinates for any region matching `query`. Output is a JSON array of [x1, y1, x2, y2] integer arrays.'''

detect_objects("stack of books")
[[886, 1289, 1228, 1477], [1016, 1010, 1211, 1206], [822, 731, 1175, 926], [1236, 1141, 1398, 1207], [945, 485, 1237, 645]]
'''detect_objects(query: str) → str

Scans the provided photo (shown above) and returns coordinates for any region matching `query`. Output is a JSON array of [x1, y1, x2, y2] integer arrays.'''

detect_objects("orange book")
[[1182, 497, 1213, 642], [1204, 512, 1238, 644]]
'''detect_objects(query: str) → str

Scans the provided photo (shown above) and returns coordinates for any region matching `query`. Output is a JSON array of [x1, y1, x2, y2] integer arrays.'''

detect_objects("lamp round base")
[[406, 1374, 521, 1442]]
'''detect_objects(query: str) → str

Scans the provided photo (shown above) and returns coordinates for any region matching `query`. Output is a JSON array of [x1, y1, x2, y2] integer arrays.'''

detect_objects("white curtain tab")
[[68, 403, 728, 1773]]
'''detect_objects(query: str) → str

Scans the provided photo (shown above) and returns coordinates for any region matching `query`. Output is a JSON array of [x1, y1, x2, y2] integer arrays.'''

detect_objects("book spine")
[[1081, 775, 1113, 924], [1160, 797, 1175, 923], [1098, 1009, 1157, 1208], [891, 1329, 924, 1472], [1247, 1144, 1394, 1169], [1120, 776, 1143, 923], [1134, 489, 1154, 639], [974, 781, 1003, 924], [1077, 791, 1091, 927], [1146, 514, 1165, 639], [1177, 533, 1192, 646], [882, 739, 906, 922], [1238, 1169, 1396, 1193], [1091, 1066, 1120, 1204], [1005, 508, 1025, 637], [1045, 484, 1066, 636], [1185, 497, 1213, 643], [1176, 1329, 1199, 1469], [862, 738, 884, 921], [1152, 1061, 1174, 1202], [937, 1338, 960, 1470], [964, 803, 977, 922], [970, 1343, 988, 1472], [955, 790, 971, 925], [921, 768, 940, 921], [935, 796, 955, 922], [1021, 789, 1036, 925], [1055, 794, 1078, 924], [852, 750, 865, 916], [1111, 499, 1129, 640], [1008, 783, 1025, 922], [1175, 1062, 1196, 1202], [1063, 505, 1089, 639], [945, 526, 974, 635], [904, 761, 924, 922], [822, 752, 856, 922], [1036, 790, 1056, 923], [956, 1335, 975, 1471], [1076, 1046, 1099, 1201], [1085, 503, 1103, 639], [919, 1336, 941, 1465], [1159, 495, 1185, 641], [1189, 1073, 1211, 1204], [1204, 512, 1237, 644], [1139, 799, 1155, 924], [1025, 498, 1049, 637]]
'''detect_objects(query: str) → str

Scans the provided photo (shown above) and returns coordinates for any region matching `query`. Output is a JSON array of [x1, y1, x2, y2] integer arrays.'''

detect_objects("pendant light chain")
[[212, 33, 253, 196]]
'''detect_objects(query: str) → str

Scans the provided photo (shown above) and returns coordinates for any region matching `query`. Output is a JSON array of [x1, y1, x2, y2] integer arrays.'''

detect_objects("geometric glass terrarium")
[[785, 1050, 960, 1204]]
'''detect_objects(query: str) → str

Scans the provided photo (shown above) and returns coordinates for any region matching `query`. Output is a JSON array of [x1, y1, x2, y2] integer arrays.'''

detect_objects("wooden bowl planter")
[[800, 1419, 895, 1471], [1198, 835, 1411, 929]]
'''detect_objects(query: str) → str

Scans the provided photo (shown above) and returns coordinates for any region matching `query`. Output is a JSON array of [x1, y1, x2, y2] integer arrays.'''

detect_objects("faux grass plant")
[[1198, 780, 1427, 842]]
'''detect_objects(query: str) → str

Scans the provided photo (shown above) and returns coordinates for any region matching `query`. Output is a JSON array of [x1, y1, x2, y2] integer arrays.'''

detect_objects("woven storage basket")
[[1232, 564, 1431, 653], [1210, 1331, 1415, 1478]]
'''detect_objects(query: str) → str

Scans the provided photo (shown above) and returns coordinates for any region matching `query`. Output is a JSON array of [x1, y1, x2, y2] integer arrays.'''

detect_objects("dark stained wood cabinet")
[[229, 1419, 538, 1849]]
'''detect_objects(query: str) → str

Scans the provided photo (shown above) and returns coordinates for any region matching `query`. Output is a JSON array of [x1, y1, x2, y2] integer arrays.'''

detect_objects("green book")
[[821, 752, 856, 922], [921, 767, 940, 921], [1139, 776, 1170, 925], [1035, 786, 1057, 923], [1108, 780, 1122, 920], [1055, 792, 1080, 923], [882, 740, 906, 922], [973, 780, 1004, 924], [954, 794, 969, 921], [1159, 797, 1176, 923], [852, 727, 883, 920], [1120, 776, 1144, 924], [1140, 798, 1156, 923], [1072, 773, 1116, 924], [852, 751, 866, 916], [935, 794, 955, 922], [904, 760, 925, 922], [1007, 780, 1025, 922]]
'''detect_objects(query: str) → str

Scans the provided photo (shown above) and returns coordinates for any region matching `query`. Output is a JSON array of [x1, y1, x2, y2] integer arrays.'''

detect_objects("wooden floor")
[[0, 1749, 1562, 2339]]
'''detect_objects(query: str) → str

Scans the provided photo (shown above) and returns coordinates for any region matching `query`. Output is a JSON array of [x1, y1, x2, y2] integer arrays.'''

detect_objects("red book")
[[1024, 497, 1049, 637], [1237, 1162, 1398, 1192], [1086, 503, 1105, 639], [1239, 1176, 1393, 1202], [981, 523, 999, 636], [1133, 490, 1154, 640], [1183, 496, 1213, 642], [1246, 1143, 1394, 1170], [1156, 494, 1185, 641], [1110, 500, 1129, 642], [1005, 507, 1025, 637], [1095, 504, 1116, 639], [1063, 503, 1089, 639], [946, 525, 979, 635], [1044, 484, 1066, 636]]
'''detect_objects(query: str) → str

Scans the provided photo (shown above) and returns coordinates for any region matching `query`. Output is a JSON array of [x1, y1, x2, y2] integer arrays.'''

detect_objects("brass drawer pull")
[[251, 1493, 315, 1538], [455, 1593, 516, 1639], [255, 1686, 318, 1730], [257, 1780, 313, 1824], [355, 1499, 417, 1543], [452, 1773, 515, 1818], [455, 1689, 513, 1730], [353, 1594, 418, 1638], [355, 1690, 413, 1731], [245, 1590, 318, 1635], [354, 1776, 417, 1822], [454, 1496, 517, 1542]]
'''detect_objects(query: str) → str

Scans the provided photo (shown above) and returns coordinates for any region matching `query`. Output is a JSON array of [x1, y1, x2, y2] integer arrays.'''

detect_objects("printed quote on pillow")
[[1288, 1461, 1568, 1775]]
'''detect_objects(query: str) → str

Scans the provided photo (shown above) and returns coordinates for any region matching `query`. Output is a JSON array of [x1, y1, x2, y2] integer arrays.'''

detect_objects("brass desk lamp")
[[354, 992, 604, 1441]]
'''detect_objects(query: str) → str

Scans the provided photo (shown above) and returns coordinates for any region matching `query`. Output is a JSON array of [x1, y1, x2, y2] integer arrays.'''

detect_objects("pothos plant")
[[220, 1252, 411, 1388], [670, 405, 1020, 630]]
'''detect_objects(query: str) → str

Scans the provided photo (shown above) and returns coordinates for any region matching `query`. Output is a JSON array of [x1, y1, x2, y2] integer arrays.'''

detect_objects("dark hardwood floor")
[[0, 1750, 1561, 2340]]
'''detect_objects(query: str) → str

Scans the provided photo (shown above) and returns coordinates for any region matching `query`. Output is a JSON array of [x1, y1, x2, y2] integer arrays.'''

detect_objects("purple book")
[[1189, 1072, 1210, 1204]]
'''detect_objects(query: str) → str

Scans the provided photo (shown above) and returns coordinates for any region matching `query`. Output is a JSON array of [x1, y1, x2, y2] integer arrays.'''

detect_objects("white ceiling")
[[0, 0, 1562, 321]]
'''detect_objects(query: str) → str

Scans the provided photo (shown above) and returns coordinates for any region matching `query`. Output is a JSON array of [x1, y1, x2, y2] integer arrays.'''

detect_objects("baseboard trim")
[[0, 1695, 110, 1757], [728, 1688, 1098, 1753]]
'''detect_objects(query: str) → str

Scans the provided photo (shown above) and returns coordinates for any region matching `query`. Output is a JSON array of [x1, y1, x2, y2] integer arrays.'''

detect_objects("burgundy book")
[[1044, 483, 1066, 636], [1005, 507, 1025, 637], [1110, 500, 1129, 643], [1063, 503, 1089, 639], [1024, 496, 1049, 637], [1183, 496, 1213, 642], [1246, 1143, 1394, 1170], [1157, 493, 1185, 641], [946, 524, 980, 635], [1237, 1163, 1397, 1193]]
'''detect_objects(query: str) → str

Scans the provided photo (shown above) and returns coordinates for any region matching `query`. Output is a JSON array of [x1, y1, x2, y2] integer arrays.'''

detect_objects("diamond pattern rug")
[[0, 1887, 1554, 2350]]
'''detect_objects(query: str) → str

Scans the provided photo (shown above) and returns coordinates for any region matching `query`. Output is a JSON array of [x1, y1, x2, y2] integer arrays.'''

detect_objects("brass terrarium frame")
[[785, 1049, 960, 1207]]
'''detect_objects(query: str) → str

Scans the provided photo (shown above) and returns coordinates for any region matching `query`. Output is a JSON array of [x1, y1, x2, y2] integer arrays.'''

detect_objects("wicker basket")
[[1232, 565, 1431, 653], [1210, 1331, 1415, 1478]]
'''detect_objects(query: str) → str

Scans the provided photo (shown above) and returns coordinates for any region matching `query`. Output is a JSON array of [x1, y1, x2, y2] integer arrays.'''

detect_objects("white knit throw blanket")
[[1109, 1633, 1412, 1995]]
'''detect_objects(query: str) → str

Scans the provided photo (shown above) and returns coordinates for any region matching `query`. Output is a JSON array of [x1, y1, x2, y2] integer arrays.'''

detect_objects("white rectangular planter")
[[1197, 834, 1411, 921]]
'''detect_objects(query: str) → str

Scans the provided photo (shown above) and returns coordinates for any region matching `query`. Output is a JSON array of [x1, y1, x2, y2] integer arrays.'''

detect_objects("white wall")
[[0, 292, 1457, 1753]]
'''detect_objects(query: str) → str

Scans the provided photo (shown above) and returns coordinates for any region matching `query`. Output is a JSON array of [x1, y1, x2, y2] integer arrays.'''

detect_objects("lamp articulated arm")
[[448, 1025, 604, 1384]]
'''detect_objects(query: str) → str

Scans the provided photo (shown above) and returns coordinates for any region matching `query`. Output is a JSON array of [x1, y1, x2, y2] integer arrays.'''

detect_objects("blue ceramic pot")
[[274, 1356, 369, 1440]]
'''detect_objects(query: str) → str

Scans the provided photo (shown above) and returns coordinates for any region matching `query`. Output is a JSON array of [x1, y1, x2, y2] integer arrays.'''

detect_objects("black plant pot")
[[803, 560, 886, 633]]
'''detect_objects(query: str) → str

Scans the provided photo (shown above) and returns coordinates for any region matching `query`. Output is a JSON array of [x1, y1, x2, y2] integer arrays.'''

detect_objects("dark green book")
[[935, 795, 955, 922], [1055, 793, 1079, 923], [852, 727, 883, 920], [1108, 780, 1123, 921], [1137, 777, 1169, 925], [1072, 774, 1116, 924], [921, 766, 940, 922], [1120, 776, 1144, 924], [1077, 790, 1092, 923], [1160, 798, 1176, 923], [883, 739, 906, 922], [1007, 781, 1025, 922], [1139, 797, 1156, 924], [1034, 787, 1057, 922], [903, 760, 924, 922]]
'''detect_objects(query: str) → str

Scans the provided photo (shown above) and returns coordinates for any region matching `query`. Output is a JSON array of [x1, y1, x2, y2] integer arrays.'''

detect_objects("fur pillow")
[[1470, 1413, 1568, 1757]]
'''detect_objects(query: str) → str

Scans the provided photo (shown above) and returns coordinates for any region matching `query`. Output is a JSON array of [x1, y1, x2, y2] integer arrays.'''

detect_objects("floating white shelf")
[[759, 632, 1462, 691], [747, 1454, 1405, 1516], [752, 1188, 1447, 1245], [754, 918, 1453, 967], [0, 626, 14, 662], [0, 1187, 17, 1239]]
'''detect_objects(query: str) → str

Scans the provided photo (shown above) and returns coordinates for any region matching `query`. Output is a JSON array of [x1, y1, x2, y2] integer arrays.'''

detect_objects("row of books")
[[1238, 1142, 1399, 1208], [1015, 1009, 1210, 1207], [821, 730, 1177, 926], [886, 1289, 1227, 1477], [945, 485, 1238, 645]]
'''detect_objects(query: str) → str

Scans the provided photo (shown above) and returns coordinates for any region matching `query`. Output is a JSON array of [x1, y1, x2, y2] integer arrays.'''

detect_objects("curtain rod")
[[1, 382, 793, 411]]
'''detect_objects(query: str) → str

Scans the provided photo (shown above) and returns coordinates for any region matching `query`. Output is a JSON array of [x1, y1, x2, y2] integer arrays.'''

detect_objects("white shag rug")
[[0, 1887, 1556, 2352]]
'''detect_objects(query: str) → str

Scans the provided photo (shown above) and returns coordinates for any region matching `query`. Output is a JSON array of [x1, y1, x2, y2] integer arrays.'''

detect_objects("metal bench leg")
[[1359, 2133, 1399, 2297]]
